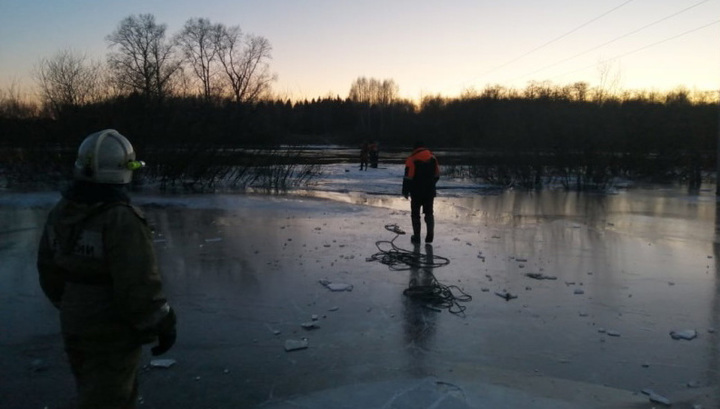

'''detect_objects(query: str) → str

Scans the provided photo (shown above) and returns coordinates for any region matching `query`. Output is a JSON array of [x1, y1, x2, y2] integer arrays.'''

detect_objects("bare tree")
[[106, 14, 181, 100], [348, 77, 398, 105], [217, 26, 275, 103], [594, 59, 622, 103], [33, 49, 103, 116], [0, 80, 38, 119], [176, 18, 223, 100]]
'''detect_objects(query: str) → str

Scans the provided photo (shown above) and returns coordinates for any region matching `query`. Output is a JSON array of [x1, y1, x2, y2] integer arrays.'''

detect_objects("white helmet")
[[73, 129, 145, 184]]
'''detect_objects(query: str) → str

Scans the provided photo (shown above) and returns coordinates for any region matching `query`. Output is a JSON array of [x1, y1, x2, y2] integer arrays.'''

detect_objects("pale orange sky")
[[1, 0, 718, 101]]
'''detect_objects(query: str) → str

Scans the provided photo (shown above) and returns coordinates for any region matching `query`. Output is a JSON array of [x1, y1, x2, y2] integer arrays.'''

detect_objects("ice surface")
[[2, 164, 720, 409]]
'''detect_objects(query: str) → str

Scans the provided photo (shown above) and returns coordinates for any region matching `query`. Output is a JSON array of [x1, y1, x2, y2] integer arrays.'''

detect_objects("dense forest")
[[0, 13, 717, 191], [1, 86, 716, 191]]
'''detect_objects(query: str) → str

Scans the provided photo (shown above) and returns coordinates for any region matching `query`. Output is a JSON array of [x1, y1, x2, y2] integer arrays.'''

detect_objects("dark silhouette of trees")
[[217, 27, 275, 103], [176, 18, 223, 101], [106, 14, 182, 100], [33, 49, 104, 117], [348, 77, 399, 105], [0, 82, 38, 119], [2, 11, 718, 191]]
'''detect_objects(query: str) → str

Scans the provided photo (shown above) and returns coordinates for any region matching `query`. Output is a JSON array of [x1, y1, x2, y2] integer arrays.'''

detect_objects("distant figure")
[[402, 141, 440, 243], [359, 141, 370, 171], [37, 129, 176, 409], [369, 141, 379, 168]]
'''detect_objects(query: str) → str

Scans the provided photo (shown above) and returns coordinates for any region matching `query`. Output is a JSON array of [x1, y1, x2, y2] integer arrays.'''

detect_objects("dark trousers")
[[66, 343, 141, 409], [410, 196, 434, 240]]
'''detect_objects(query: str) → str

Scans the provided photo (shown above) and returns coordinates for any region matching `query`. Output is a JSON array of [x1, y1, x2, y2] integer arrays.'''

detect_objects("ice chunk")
[[670, 329, 697, 340], [641, 389, 671, 406], [284, 338, 309, 351], [301, 322, 319, 330], [150, 359, 176, 368], [319, 279, 353, 292]]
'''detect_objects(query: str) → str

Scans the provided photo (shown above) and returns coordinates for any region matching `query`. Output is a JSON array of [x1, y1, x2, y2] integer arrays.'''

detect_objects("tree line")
[[0, 12, 717, 190], [2, 83, 715, 190]]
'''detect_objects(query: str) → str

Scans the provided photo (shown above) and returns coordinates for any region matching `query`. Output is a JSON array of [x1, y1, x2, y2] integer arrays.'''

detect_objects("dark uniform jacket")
[[37, 183, 171, 351], [402, 147, 440, 199]]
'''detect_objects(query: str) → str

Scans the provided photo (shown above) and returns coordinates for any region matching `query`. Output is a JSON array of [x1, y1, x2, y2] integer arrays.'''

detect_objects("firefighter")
[[37, 129, 176, 409], [402, 141, 440, 243]]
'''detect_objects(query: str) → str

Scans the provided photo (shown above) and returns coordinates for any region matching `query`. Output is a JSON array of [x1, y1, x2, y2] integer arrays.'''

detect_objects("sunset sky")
[[0, 0, 718, 101]]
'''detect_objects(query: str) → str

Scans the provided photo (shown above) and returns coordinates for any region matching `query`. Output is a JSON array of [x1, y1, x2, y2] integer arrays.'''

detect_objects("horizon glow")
[[1, 0, 718, 102]]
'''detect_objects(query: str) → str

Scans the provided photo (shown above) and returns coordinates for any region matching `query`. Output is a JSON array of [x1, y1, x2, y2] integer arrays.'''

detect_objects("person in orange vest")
[[402, 141, 440, 243], [368, 141, 379, 168]]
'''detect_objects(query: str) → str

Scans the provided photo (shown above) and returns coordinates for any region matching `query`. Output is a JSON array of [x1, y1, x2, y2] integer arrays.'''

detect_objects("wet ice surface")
[[1, 164, 719, 408]]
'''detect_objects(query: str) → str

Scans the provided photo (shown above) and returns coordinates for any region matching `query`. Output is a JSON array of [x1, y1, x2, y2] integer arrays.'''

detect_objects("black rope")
[[366, 224, 450, 271], [366, 224, 471, 316]]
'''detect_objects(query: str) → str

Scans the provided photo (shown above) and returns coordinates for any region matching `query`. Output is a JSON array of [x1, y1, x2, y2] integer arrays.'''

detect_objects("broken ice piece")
[[150, 359, 176, 368], [641, 389, 671, 406], [573, 289, 585, 295], [284, 338, 309, 351], [670, 329, 697, 340], [319, 279, 353, 292], [328, 306, 339, 312], [686, 380, 701, 388], [204, 237, 222, 243], [606, 330, 621, 337], [301, 322, 319, 330]]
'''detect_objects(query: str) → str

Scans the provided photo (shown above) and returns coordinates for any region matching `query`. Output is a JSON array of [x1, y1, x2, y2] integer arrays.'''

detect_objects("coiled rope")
[[366, 224, 471, 316]]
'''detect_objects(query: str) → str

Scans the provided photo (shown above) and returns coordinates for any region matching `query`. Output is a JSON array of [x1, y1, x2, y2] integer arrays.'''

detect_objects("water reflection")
[[710, 202, 720, 397], [402, 243, 438, 376], [309, 187, 718, 244]]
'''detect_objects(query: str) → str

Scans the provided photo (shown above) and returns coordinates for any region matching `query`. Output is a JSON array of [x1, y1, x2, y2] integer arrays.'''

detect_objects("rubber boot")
[[425, 215, 434, 243], [411, 216, 421, 244]]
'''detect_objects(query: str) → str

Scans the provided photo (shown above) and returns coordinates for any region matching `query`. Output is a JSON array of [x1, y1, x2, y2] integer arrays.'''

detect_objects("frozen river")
[[1, 163, 719, 408]]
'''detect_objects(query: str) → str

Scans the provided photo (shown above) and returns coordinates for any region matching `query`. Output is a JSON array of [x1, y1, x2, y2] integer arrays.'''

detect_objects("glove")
[[151, 307, 177, 356], [152, 328, 176, 356]]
